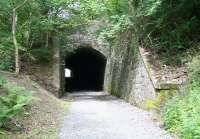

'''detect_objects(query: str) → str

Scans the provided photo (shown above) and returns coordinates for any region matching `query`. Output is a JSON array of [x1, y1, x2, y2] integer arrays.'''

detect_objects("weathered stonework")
[[129, 53, 156, 108], [104, 43, 157, 108], [41, 32, 180, 109], [49, 33, 166, 108]]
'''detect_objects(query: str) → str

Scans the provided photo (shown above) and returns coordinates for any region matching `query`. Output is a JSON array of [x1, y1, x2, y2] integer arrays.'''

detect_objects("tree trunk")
[[45, 32, 49, 48], [12, 9, 20, 74]]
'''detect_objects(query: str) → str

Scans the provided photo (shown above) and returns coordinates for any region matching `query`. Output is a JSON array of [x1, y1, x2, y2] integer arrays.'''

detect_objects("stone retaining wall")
[[104, 46, 157, 108], [104, 44, 180, 109]]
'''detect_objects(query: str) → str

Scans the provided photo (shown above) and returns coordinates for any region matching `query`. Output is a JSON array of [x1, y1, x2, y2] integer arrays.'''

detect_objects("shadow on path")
[[63, 92, 117, 101]]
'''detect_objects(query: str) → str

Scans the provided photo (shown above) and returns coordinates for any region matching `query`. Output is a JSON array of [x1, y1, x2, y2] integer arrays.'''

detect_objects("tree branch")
[[14, 0, 29, 10]]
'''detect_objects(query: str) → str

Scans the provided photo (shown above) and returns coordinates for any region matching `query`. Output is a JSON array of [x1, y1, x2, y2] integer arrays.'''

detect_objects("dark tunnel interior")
[[65, 47, 107, 92]]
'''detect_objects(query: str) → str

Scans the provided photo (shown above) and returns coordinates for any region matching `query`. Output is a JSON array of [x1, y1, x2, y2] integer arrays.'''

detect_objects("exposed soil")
[[23, 63, 59, 96], [140, 47, 188, 85]]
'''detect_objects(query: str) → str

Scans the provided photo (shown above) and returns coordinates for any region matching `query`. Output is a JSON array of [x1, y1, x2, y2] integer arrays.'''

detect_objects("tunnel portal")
[[65, 47, 107, 92]]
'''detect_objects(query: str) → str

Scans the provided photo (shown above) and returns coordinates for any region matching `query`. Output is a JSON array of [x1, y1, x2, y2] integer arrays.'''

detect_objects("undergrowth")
[[163, 56, 200, 139], [97, 0, 200, 66], [0, 76, 34, 134], [0, 42, 14, 71]]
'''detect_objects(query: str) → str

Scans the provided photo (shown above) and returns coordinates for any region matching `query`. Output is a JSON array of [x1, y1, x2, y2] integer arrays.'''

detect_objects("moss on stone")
[[147, 89, 178, 112]]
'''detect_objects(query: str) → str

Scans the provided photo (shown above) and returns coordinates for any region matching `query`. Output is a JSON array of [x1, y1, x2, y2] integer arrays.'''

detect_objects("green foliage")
[[0, 5, 14, 71], [0, 0, 199, 69], [0, 76, 34, 130], [133, 0, 200, 52], [30, 47, 53, 64], [105, 0, 129, 15], [163, 86, 200, 139], [0, 0, 80, 70], [163, 57, 200, 138], [0, 0, 110, 70], [99, 15, 133, 44], [0, 39, 14, 71], [95, 0, 200, 68], [78, 0, 107, 20], [99, 0, 200, 55]]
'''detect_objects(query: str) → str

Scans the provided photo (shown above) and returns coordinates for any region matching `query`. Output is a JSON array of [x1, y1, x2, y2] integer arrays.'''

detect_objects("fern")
[[0, 77, 34, 129]]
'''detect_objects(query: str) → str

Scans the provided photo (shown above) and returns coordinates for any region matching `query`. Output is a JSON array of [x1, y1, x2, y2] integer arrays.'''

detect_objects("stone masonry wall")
[[49, 32, 179, 107], [104, 44, 157, 109], [51, 32, 159, 107], [128, 53, 156, 108]]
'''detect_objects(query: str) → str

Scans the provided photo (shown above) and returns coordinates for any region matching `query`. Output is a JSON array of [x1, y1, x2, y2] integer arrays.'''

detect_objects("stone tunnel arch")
[[52, 34, 109, 97], [51, 33, 158, 108], [64, 47, 107, 92]]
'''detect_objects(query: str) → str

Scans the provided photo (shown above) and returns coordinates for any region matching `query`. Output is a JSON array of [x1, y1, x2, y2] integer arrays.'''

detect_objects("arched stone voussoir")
[[60, 33, 109, 58]]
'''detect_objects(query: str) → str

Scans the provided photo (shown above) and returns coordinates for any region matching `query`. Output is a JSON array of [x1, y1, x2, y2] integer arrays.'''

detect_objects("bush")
[[0, 76, 34, 129], [163, 57, 200, 139], [163, 87, 200, 139], [133, 0, 200, 52]]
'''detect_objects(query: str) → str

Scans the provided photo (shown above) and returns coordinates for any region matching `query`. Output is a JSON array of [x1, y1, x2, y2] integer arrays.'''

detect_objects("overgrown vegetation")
[[0, 0, 199, 68], [163, 56, 200, 139], [0, 0, 102, 72], [0, 76, 34, 133], [96, 0, 200, 65], [99, 1, 200, 138], [1, 0, 200, 138], [133, 0, 200, 51]]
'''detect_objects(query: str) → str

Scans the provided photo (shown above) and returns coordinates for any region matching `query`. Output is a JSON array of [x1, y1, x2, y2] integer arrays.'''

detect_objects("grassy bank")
[[0, 72, 70, 139]]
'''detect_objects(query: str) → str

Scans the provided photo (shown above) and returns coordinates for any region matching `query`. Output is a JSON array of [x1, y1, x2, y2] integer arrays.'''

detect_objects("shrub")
[[163, 87, 200, 139], [134, 0, 200, 52], [163, 57, 200, 139]]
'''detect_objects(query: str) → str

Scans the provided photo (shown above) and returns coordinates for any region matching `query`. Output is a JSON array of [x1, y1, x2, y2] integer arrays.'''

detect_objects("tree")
[[0, 0, 107, 72], [12, 0, 29, 74]]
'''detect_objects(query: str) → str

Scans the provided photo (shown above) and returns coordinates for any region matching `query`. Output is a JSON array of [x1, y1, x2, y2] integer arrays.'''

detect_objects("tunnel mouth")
[[65, 47, 107, 92]]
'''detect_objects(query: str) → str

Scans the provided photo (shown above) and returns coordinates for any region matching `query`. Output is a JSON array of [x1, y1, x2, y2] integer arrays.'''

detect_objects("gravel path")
[[60, 91, 173, 139]]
